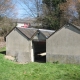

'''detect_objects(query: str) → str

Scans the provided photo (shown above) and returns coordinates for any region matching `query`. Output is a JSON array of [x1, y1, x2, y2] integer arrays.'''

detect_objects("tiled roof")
[[17, 27, 55, 39], [39, 29, 55, 38], [17, 27, 37, 39], [68, 23, 80, 30], [74, 26, 80, 30]]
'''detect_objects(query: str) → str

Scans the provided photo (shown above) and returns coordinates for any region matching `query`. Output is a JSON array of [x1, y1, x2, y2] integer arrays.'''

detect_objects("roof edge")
[[47, 23, 80, 39], [4, 27, 16, 41]]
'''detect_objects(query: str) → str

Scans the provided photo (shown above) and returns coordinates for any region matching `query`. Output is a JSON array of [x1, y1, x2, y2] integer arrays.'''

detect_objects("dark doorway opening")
[[32, 40, 46, 63]]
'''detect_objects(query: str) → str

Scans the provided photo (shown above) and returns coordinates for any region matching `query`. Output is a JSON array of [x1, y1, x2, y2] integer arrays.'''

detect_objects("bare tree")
[[0, 0, 17, 36], [60, 0, 80, 26], [0, 0, 17, 17], [17, 0, 42, 18]]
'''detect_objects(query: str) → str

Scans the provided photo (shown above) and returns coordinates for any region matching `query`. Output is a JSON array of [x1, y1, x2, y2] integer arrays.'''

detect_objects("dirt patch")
[[4, 55, 15, 61]]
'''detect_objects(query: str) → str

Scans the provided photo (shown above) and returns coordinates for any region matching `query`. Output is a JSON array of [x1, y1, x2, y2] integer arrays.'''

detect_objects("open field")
[[0, 47, 80, 80]]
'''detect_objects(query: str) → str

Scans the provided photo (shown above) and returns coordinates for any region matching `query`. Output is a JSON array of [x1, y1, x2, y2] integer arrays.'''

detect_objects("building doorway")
[[32, 40, 46, 63]]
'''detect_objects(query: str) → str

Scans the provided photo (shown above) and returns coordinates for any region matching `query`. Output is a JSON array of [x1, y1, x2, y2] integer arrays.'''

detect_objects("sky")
[[12, 0, 79, 20], [13, 0, 42, 19], [15, 0, 32, 18]]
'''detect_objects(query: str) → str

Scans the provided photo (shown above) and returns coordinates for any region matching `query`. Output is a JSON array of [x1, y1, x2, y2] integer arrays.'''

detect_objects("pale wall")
[[6, 28, 32, 63], [46, 25, 80, 64]]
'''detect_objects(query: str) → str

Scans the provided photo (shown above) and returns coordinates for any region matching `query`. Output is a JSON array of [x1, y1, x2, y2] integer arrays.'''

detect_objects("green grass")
[[0, 48, 80, 80]]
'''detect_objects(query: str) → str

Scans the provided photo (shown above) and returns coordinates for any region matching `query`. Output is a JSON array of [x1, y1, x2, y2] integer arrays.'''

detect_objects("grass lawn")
[[0, 47, 80, 80]]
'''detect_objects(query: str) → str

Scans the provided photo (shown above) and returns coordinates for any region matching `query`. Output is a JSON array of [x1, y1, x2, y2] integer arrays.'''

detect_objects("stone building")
[[5, 27, 54, 63], [46, 23, 80, 64]]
